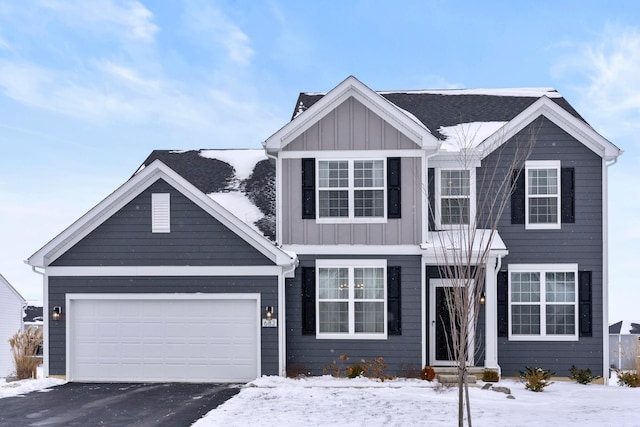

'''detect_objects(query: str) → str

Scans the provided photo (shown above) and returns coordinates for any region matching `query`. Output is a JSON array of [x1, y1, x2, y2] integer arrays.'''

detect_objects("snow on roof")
[[304, 88, 563, 98], [612, 320, 640, 335], [378, 88, 563, 98], [199, 149, 268, 181], [208, 192, 264, 234], [438, 121, 507, 152]]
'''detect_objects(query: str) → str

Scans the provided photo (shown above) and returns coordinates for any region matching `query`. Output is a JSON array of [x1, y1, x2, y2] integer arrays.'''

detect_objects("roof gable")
[[477, 96, 622, 160], [264, 76, 440, 153], [0, 273, 25, 304], [28, 160, 294, 268]]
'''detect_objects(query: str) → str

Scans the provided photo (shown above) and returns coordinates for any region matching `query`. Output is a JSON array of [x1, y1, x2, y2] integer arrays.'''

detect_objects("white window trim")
[[316, 159, 387, 224], [434, 167, 476, 229], [316, 259, 387, 340], [151, 193, 170, 233], [508, 263, 578, 342], [525, 160, 561, 230]]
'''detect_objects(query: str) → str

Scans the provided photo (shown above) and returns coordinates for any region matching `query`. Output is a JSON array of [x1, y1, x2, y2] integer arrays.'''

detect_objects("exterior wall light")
[[262, 306, 277, 327], [480, 292, 486, 304], [52, 306, 62, 321]]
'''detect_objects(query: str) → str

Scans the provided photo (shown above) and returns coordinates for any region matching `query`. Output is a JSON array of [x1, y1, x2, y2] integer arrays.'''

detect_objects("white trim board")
[[46, 266, 283, 277]]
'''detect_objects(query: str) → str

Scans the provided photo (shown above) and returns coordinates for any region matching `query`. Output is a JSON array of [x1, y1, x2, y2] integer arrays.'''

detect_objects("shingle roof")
[[609, 320, 640, 335], [294, 89, 586, 140], [140, 150, 275, 240]]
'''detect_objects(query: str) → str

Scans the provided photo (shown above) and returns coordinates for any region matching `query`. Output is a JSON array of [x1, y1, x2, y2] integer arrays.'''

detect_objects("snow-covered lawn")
[[0, 377, 65, 399], [193, 375, 640, 427]]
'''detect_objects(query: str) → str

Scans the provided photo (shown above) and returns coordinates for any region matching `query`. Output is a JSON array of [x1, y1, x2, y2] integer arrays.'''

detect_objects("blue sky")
[[0, 0, 638, 321]]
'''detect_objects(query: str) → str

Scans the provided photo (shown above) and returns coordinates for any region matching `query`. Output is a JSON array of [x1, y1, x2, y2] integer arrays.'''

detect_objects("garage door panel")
[[69, 296, 259, 382]]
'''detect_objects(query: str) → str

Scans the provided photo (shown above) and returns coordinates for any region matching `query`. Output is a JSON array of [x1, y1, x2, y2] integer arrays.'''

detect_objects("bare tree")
[[428, 123, 537, 427]]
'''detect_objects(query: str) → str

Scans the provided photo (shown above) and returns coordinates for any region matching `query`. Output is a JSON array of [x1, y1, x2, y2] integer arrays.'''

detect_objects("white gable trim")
[[263, 76, 440, 152], [478, 96, 622, 161], [27, 160, 296, 268]]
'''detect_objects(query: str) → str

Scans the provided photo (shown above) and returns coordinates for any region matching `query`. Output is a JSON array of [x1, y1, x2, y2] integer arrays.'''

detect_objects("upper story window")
[[317, 159, 386, 221], [508, 264, 578, 341], [525, 161, 560, 229], [435, 168, 475, 228]]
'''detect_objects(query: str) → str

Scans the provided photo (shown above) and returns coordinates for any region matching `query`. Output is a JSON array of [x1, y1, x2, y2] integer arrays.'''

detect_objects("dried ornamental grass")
[[8, 327, 43, 380]]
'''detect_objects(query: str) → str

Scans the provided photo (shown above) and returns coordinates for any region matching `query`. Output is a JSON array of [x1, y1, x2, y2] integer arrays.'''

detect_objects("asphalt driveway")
[[0, 382, 241, 426]]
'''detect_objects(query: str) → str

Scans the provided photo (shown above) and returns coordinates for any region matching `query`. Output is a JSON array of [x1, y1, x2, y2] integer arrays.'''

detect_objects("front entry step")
[[437, 374, 477, 384]]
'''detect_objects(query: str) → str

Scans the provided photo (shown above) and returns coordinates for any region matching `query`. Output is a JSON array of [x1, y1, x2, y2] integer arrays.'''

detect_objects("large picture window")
[[316, 260, 387, 338], [525, 161, 560, 229], [435, 168, 475, 228], [508, 264, 578, 341], [318, 159, 385, 221]]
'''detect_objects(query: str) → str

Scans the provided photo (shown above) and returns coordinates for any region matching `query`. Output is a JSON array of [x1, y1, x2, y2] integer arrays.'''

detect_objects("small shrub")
[[8, 327, 43, 380], [346, 363, 365, 378], [569, 365, 601, 385], [420, 366, 436, 381], [519, 366, 555, 392], [616, 370, 640, 387], [323, 355, 391, 380], [482, 369, 500, 382]]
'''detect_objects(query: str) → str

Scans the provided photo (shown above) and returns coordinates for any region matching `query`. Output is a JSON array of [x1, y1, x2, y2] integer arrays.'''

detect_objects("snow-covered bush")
[[519, 366, 554, 392]]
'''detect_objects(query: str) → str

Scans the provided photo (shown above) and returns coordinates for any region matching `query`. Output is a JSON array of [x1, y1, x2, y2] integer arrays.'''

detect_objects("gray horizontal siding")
[[48, 275, 278, 377], [282, 157, 422, 245], [286, 255, 422, 377], [480, 116, 604, 376], [52, 179, 273, 267]]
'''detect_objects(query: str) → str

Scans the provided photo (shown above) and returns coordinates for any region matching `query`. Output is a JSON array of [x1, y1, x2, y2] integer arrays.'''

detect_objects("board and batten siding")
[[284, 97, 419, 152], [285, 255, 422, 376], [281, 157, 423, 246], [479, 116, 605, 376], [51, 179, 273, 267], [47, 276, 279, 377]]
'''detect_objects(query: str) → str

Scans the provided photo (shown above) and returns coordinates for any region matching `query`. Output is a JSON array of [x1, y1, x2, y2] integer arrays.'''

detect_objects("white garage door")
[[67, 294, 260, 383]]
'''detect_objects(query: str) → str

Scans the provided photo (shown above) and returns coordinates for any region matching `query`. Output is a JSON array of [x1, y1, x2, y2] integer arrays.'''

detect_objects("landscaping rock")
[[482, 383, 492, 390], [506, 394, 515, 399], [491, 386, 512, 395]]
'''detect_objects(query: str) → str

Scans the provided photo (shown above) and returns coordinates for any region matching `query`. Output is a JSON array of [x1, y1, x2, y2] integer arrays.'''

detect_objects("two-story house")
[[28, 76, 621, 382]]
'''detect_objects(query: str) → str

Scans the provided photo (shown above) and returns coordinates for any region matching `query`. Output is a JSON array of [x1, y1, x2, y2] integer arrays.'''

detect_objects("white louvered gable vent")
[[152, 193, 170, 233]]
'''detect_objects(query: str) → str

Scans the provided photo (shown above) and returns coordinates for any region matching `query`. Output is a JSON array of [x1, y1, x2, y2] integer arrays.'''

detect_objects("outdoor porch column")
[[484, 256, 499, 369]]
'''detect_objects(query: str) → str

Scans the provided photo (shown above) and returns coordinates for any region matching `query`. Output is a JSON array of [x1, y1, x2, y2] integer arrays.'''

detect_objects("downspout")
[[602, 156, 618, 383], [29, 264, 47, 378], [265, 145, 292, 377]]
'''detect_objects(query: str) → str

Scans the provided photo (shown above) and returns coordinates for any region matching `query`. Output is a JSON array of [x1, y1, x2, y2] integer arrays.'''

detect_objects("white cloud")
[[184, 0, 254, 65], [553, 24, 640, 139], [39, 0, 158, 42]]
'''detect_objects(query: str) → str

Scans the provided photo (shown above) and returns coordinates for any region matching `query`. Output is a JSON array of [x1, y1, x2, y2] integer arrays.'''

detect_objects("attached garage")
[[67, 294, 260, 382]]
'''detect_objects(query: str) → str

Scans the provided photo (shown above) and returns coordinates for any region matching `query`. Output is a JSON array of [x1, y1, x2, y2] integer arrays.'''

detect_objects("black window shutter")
[[387, 158, 401, 219], [497, 271, 508, 337], [301, 267, 316, 335], [579, 270, 592, 337], [302, 158, 316, 219], [511, 169, 525, 224], [561, 168, 575, 223], [387, 266, 401, 335]]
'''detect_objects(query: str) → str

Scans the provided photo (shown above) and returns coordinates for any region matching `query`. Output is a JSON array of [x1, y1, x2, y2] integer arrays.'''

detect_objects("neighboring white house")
[[609, 320, 640, 370], [0, 274, 25, 377]]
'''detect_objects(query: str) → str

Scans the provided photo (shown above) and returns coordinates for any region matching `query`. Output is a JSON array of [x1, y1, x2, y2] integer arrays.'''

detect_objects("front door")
[[429, 279, 474, 366]]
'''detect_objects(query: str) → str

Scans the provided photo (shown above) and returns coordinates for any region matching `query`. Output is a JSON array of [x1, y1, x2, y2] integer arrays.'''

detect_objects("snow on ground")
[[0, 377, 65, 399], [193, 375, 640, 427]]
